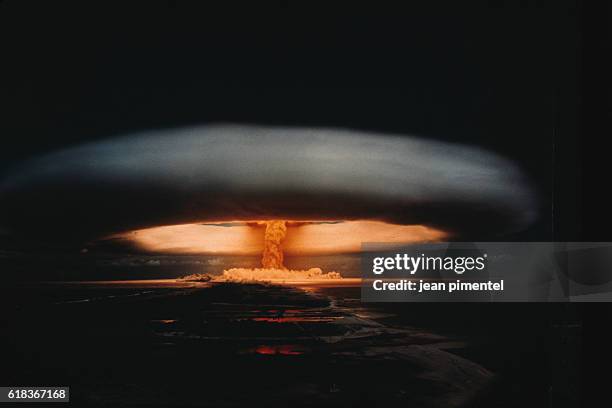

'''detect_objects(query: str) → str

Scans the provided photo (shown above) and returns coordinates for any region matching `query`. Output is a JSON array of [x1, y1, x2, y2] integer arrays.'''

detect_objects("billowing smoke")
[[220, 220, 342, 282], [0, 124, 539, 248], [261, 221, 287, 269]]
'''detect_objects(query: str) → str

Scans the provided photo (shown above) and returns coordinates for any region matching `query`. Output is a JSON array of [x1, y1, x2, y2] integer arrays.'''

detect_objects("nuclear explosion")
[[220, 220, 342, 282]]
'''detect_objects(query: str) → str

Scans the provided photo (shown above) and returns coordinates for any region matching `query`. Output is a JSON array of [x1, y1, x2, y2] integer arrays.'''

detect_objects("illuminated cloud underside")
[[116, 220, 447, 255]]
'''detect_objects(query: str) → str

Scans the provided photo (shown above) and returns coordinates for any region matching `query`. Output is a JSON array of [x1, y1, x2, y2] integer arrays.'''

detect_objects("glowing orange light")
[[253, 345, 305, 355], [112, 220, 447, 255]]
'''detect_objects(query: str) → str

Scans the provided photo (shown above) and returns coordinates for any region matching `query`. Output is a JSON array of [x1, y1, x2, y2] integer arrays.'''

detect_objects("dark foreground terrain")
[[0, 281, 580, 407]]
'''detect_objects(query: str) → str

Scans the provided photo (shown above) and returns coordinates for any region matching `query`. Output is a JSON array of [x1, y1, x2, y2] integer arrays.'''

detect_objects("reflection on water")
[[1, 279, 500, 407], [251, 345, 308, 355], [248, 316, 340, 323]]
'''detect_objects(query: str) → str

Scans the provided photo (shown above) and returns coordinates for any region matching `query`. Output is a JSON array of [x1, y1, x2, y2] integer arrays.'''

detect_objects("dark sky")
[[0, 1, 581, 246]]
